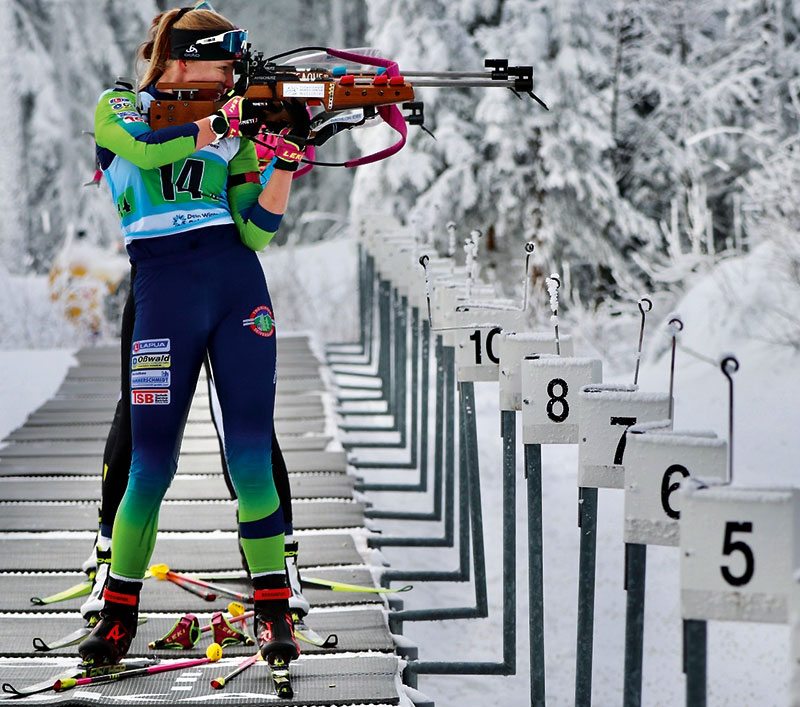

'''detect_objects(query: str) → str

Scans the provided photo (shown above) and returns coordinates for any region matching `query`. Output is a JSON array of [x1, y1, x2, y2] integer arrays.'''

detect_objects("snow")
[[1, 232, 799, 704]]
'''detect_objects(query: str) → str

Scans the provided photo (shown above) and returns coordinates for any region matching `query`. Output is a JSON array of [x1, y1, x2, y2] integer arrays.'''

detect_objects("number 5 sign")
[[680, 482, 800, 623]]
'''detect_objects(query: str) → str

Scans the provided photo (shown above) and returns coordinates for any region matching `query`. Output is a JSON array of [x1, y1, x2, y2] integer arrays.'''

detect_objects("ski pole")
[[198, 602, 254, 635], [210, 651, 261, 689], [53, 643, 223, 691], [150, 563, 251, 602], [149, 564, 216, 601]]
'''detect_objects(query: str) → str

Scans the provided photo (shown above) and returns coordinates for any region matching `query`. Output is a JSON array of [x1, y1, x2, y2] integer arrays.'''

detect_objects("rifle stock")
[[149, 78, 414, 130]]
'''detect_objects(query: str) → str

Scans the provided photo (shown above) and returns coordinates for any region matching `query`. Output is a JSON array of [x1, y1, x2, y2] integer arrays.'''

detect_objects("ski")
[[302, 575, 413, 594], [292, 613, 338, 649], [32, 616, 148, 652], [268, 655, 293, 698], [1, 658, 158, 697], [30, 577, 93, 606], [196, 570, 412, 594]]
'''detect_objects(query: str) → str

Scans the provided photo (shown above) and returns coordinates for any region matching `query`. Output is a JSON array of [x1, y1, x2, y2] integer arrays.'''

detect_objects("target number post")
[[577, 385, 671, 489], [521, 356, 602, 444], [680, 482, 800, 623], [624, 429, 728, 546]]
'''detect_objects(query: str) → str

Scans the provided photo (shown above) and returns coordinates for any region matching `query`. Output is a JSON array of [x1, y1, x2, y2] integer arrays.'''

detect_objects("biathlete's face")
[[178, 59, 236, 99]]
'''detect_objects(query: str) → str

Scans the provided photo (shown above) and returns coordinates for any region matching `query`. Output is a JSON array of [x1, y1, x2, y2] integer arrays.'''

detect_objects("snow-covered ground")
[[1, 236, 798, 706]]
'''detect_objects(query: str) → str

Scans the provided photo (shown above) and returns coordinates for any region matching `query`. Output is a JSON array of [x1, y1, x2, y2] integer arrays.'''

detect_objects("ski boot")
[[253, 576, 300, 664], [285, 541, 310, 619], [80, 546, 111, 621], [79, 577, 141, 666]]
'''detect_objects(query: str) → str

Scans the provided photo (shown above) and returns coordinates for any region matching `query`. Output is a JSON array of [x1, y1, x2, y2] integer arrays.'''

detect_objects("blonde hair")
[[137, 8, 235, 90]]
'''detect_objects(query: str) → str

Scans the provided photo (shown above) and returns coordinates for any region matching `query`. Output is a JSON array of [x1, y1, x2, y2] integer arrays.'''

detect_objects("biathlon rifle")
[[149, 45, 547, 168]]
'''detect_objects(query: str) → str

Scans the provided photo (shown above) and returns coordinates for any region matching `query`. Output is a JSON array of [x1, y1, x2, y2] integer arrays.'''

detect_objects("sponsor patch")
[[108, 97, 130, 104], [132, 389, 171, 405], [122, 116, 145, 123], [281, 83, 326, 99], [131, 369, 171, 389], [131, 353, 171, 369], [243, 305, 275, 338], [133, 338, 170, 353]]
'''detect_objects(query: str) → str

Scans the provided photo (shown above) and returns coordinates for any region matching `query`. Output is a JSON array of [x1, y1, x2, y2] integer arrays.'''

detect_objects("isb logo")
[[132, 389, 171, 405], [133, 338, 170, 353]]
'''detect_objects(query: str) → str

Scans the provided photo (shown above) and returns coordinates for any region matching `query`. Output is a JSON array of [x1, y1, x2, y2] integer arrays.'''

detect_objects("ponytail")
[[136, 8, 235, 90]]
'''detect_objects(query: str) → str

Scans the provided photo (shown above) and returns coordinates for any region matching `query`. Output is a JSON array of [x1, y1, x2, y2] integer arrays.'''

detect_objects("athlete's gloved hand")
[[272, 128, 307, 172], [280, 98, 311, 139], [212, 93, 261, 139]]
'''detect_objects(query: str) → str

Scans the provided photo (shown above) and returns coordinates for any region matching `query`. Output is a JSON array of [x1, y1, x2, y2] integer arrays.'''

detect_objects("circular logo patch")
[[244, 305, 275, 338]]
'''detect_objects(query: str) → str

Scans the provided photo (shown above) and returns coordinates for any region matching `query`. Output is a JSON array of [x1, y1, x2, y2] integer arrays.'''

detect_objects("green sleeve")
[[94, 89, 199, 170], [228, 140, 281, 251]]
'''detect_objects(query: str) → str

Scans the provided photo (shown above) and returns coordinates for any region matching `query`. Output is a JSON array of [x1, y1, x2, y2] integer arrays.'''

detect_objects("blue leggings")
[[111, 226, 283, 579]]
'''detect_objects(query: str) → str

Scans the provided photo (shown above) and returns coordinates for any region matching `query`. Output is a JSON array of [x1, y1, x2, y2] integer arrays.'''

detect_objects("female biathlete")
[[79, 5, 306, 667]]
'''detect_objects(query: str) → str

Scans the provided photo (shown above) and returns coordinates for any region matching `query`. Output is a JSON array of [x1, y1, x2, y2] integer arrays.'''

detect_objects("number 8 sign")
[[521, 356, 602, 444], [680, 482, 800, 623]]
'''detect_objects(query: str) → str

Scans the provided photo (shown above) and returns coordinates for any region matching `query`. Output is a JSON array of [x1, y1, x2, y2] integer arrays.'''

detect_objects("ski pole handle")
[[210, 651, 261, 689], [199, 609, 254, 634], [54, 643, 222, 691]]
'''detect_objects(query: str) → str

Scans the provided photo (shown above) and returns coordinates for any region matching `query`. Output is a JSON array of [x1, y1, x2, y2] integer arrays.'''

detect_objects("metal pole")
[[380, 344, 459, 575], [575, 486, 598, 707], [623, 542, 647, 707], [526, 442, 546, 706], [683, 619, 707, 707], [402, 387, 516, 680]]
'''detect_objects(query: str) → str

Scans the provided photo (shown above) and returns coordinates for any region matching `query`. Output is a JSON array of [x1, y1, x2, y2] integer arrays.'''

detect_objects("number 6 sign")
[[680, 482, 800, 623], [623, 429, 728, 546]]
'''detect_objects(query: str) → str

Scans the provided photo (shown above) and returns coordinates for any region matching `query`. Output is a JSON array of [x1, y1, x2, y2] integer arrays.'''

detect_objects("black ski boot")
[[79, 576, 141, 666], [253, 575, 299, 663]]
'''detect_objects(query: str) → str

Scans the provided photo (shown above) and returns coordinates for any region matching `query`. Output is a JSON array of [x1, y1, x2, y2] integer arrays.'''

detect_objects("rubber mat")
[[0, 534, 363, 572], [0, 436, 332, 456], [32, 391, 323, 413], [0, 608, 393, 658], [57, 376, 325, 397], [0, 451, 348, 476], [24, 405, 325, 426], [1, 568, 382, 613], [0, 501, 365, 532], [0, 474, 355, 502], [7, 416, 326, 441], [0, 654, 400, 705]]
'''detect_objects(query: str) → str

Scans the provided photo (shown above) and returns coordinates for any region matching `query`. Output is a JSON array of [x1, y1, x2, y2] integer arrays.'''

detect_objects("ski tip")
[[29, 597, 45, 605], [323, 633, 339, 648], [398, 584, 414, 592], [31, 637, 49, 652]]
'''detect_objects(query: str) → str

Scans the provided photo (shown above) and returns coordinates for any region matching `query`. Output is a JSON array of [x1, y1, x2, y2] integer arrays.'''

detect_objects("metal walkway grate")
[[0, 340, 404, 706]]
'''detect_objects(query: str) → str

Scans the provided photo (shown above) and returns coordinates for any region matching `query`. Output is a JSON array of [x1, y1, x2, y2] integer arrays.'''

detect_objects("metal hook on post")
[[546, 274, 561, 355], [720, 354, 739, 485], [633, 297, 653, 386], [446, 222, 457, 259], [666, 315, 684, 422], [419, 255, 434, 328], [520, 242, 535, 312]]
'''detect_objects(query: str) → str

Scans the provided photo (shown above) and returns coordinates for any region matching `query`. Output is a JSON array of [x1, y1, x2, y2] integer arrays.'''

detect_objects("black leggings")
[[98, 273, 293, 538]]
